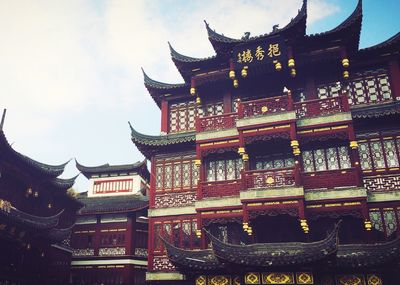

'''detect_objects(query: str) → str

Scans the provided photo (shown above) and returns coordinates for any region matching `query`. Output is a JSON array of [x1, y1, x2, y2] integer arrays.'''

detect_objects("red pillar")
[[160, 100, 169, 134], [388, 60, 400, 100]]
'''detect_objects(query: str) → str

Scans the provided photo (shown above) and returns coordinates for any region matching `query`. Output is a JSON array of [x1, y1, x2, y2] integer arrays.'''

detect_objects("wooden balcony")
[[238, 94, 292, 119], [199, 179, 242, 198], [302, 167, 361, 190], [294, 95, 349, 119], [244, 167, 298, 189], [196, 112, 238, 132]]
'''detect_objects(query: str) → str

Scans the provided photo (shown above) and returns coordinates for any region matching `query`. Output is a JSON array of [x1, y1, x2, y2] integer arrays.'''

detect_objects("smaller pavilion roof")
[[75, 159, 149, 181], [77, 194, 148, 214]]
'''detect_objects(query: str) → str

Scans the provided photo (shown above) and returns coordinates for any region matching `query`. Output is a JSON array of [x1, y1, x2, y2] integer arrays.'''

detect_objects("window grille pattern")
[[255, 154, 294, 170], [155, 154, 199, 192], [317, 83, 340, 99], [169, 101, 198, 133], [369, 208, 399, 237], [302, 146, 351, 173], [206, 158, 243, 182], [316, 69, 392, 106], [204, 101, 224, 117], [358, 137, 400, 171], [153, 218, 199, 253]]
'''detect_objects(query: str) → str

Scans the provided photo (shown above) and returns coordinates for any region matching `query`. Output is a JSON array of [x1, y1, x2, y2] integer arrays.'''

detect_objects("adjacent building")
[[130, 1, 400, 285], [0, 110, 82, 285], [70, 161, 150, 285]]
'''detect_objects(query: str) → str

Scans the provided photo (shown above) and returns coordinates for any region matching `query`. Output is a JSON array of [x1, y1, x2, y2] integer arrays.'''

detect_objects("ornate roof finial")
[[0, 109, 6, 131], [272, 24, 279, 32], [241, 32, 251, 40]]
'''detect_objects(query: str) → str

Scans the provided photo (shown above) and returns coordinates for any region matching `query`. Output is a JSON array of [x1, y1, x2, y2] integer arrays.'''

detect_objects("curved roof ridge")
[[49, 174, 79, 190], [359, 31, 400, 51], [204, 20, 241, 44], [129, 122, 195, 144], [75, 158, 148, 179], [309, 0, 362, 37], [142, 67, 187, 89], [205, 0, 307, 45], [168, 41, 216, 63], [0, 130, 70, 178]]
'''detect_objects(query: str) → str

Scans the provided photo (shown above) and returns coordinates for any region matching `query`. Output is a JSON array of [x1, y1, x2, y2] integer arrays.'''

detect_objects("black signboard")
[[232, 36, 287, 70]]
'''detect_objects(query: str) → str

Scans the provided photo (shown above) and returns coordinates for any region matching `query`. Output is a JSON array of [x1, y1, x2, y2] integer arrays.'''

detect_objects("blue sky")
[[0, 0, 399, 192]]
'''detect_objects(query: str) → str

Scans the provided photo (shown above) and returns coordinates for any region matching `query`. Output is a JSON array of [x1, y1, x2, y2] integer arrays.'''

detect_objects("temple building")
[[0, 110, 82, 285], [70, 161, 150, 285], [129, 1, 400, 284]]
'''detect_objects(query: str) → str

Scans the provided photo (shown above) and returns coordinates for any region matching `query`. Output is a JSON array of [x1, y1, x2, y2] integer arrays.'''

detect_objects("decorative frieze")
[[155, 192, 196, 208], [72, 248, 94, 257], [134, 247, 148, 258], [98, 247, 125, 256], [364, 174, 400, 192], [153, 255, 175, 271]]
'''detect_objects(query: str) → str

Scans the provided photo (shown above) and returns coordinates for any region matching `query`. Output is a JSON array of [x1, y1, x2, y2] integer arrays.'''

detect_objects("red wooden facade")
[[70, 161, 150, 285], [130, 1, 400, 284]]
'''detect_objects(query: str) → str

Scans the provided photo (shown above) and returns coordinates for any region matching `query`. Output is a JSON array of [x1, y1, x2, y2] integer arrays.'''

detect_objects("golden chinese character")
[[268, 43, 281, 57], [241, 49, 253, 63], [237, 52, 243, 63], [255, 46, 265, 61]]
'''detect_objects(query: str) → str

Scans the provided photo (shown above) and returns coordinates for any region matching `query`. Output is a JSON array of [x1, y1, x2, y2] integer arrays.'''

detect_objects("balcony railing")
[[301, 167, 361, 190], [238, 94, 292, 119], [294, 95, 349, 119], [196, 112, 238, 132], [199, 179, 242, 198], [244, 167, 297, 189]]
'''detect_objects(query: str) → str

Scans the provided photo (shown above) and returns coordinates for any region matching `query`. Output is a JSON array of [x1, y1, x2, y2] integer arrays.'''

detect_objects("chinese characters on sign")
[[233, 37, 286, 69], [237, 44, 281, 63]]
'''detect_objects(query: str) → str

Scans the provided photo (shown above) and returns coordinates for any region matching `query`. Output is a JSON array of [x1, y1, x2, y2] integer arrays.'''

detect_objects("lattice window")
[[369, 211, 384, 232], [204, 101, 224, 117], [232, 98, 240, 112], [383, 210, 397, 236], [153, 218, 200, 253], [155, 154, 198, 192], [173, 164, 181, 188], [348, 69, 392, 105], [164, 165, 172, 189], [182, 162, 191, 188], [302, 151, 314, 172], [182, 221, 191, 248], [154, 224, 162, 252], [172, 222, 181, 247], [255, 154, 294, 170], [314, 149, 327, 171], [302, 146, 351, 173], [358, 142, 372, 170], [206, 158, 242, 182], [169, 101, 198, 133], [358, 136, 400, 171], [383, 140, 399, 167], [317, 83, 340, 99], [326, 147, 339, 170]]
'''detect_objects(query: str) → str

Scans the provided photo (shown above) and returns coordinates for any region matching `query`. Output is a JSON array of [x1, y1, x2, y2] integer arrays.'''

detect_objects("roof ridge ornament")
[[0, 109, 6, 131]]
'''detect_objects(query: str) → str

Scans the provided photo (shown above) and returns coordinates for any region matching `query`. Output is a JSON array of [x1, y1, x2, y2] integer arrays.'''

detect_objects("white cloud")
[[0, 0, 340, 190]]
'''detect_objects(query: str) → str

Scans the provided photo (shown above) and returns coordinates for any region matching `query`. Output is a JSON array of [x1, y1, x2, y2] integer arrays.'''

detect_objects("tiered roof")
[[75, 159, 150, 181], [163, 223, 400, 272], [77, 193, 148, 214]]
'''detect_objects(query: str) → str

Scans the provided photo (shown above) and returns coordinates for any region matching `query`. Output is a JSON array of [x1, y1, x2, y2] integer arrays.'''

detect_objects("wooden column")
[[160, 100, 169, 134], [305, 77, 318, 100], [388, 60, 400, 100], [223, 91, 232, 113], [149, 156, 156, 208]]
